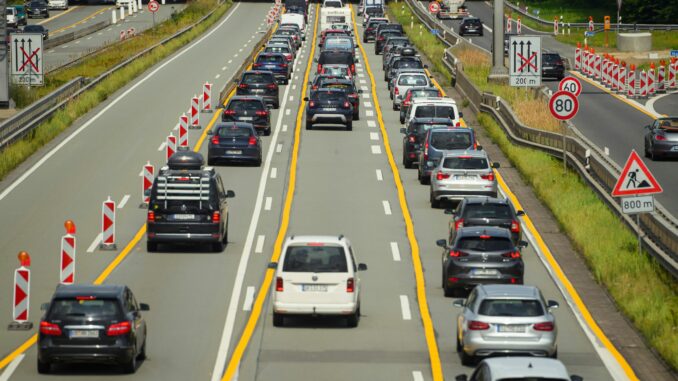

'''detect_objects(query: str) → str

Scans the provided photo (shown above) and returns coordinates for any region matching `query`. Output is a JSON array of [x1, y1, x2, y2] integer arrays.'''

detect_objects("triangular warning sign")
[[611, 150, 663, 197]]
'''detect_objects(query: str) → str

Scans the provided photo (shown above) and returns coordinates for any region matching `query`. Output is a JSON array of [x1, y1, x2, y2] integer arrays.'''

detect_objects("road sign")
[[621, 195, 655, 214], [559, 76, 582, 97], [10, 33, 43, 86], [428, 1, 439, 13], [509, 35, 541, 87], [670, 50, 678, 58], [604, 15, 611, 30], [612, 150, 663, 196], [548, 90, 578, 120], [148, 0, 159, 12], [584, 31, 595, 38]]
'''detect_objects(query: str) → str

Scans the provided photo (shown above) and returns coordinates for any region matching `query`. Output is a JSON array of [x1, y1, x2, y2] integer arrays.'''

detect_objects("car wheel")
[[346, 121, 353, 131], [550, 348, 558, 359], [37, 359, 51, 374], [207, 157, 216, 166], [138, 339, 147, 360], [273, 102, 280, 110], [212, 240, 225, 252], [403, 155, 412, 169], [460, 348, 475, 366], [146, 241, 158, 253], [430, 190, 440, 208], [255, 155, 262, 167], [123, 350, 138, 374], [265, 127, 272, 136], [400, 115, 405, 124], [306, 121, 313, 130], [443, 285, 457, 297], [346, 306, 360, 327], [273, 313, 284, 327], [456, 333, 462, 352], [353, 111, 360, 121]]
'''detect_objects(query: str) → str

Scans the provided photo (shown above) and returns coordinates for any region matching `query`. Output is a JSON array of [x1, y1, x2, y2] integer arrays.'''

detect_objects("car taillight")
[[454, 218, 464, 230], [212, 211, 221, 223], [502, 251, 521, 259], [39, 321, 62, 336], [106, 321, 131, 336], [350, 64, 355, 74], [468, 320, 490, 330], [449, 250, 467, 257], [147, 211, 155, 222], [253, 63, 262, 68], [533, 322, 554, 331], [343, 101, 351, 108], [309, 100, 316, 108], [285, 54, 293, 61], [367, 27, 374, 32], [455, 122, 461, 127], [223, 109, 236, 116], [267, 83, 278, 90], [408, 136, 416, 143], [424, 141, 429, 161], [238, 83, 248, 89], [281, 63, 288, 68], [211, 135, 220, 145], [312, 85, 318, 90], [248, 136, 257, 145], [655, 135, 667, 141], [481, 173, 495, 181], [317, 63, 322, 72], [403, 100, 411, 106], [378, 36, 384, 40], [394, 87, 399, 95], [346, 278, 355, 293], [276, 277, 284, 292], [436, 171, 450, 180], [255, 110, 269, 116], [511, 220, 520, 233]]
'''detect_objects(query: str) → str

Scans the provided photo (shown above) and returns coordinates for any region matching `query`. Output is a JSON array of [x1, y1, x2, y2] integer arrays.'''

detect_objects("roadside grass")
[[510, 0, 612, 25], [390, 0, 678, 370], [0, 0, 233, 180], [554, 29, 678, 52]]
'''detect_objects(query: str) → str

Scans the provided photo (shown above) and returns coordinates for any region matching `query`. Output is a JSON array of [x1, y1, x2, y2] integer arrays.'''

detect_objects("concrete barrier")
[[617, 32, 652, 52]]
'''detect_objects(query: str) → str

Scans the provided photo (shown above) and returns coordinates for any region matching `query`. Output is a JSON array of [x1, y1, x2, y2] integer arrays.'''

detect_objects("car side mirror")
[[226, 190, 235, 198], [303, 97, 309, 101], [358, 89, 363, 93], [570, 376, 583, 381], [358, 263, 367, 271], [400, 128, 406, 134], [207, 130, 214, 135], [267, 262, 278, 269], [458, 111, 463, 118], [518, 240, 528, 248], [313, 58, 318, 63], [492, 162, 500, 169], [233, 79, 239, 84], [452, 299, 465, 308], [547, 300, 560, 309], [644, 124, 651, 130], [40, 302, 49, 311], [139, 303, 150, 311], [444, 209, 455, 215], [424, 64, 429, 69], [435, 239, 447, 248], [516, 210, 525, 216], [476, 145, 483, 150]]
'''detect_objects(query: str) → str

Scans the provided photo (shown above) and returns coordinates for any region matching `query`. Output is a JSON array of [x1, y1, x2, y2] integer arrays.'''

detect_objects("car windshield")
[[227, 100, 262, 113], [323, 83, 351, 92], [258, 55, 284, 64], [458, 236, 513, 251], [415, 105, 456, 119], [398, 75, 428, 86], [465, 204, 512, 219], [478, 299, 544, 317], [6, 7, 15, 13], [217, 126, 252, 138], [324, 0, 342, 7], [242, 73, 273, 84], [24, 26, 43, 32], [283, 245, 347, 272], [49, 298, 121, 319], [443, 156, 487, 169]]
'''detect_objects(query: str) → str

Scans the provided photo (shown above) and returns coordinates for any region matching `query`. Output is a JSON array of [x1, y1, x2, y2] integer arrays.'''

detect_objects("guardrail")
[[402, 0, 678, 277], [44, 20, 111, 50]]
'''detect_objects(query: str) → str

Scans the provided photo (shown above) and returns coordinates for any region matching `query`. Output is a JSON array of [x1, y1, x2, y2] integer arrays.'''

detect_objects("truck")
[[436, 0, 468, 20]]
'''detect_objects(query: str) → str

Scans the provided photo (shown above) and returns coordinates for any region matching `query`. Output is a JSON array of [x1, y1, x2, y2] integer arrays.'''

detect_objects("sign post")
[[148, 0, 159, 28], [549, 90, 579, 172], [428, 1, 439, 14], [508, 35, 542, 87], [10, 33, 44, 87]]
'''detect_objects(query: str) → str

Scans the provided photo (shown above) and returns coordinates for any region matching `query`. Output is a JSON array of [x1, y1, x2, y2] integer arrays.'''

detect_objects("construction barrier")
[[9, 251, 32, 330], [670, 58, 677, 89], [619, 63, 626, 94], [141, 162, 154, 207], [60, 232, 76, 284], [190, 96, 200, 129], [179, 113, 189, 150], [202, 82, 213, 112], [574, 43, 581, 71], [517, 17, 521, 34], [166, 133, 176, 162], [628, 65, 636, 98], [639, 70, 648, 98], [657, 62, 666, 93], [100, 197, 117, 250]]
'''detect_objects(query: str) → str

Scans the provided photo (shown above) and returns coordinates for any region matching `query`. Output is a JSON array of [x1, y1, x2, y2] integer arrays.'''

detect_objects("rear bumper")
[[147, 223, 222, 243], [273, 301, 357, 315], [463, 334, 556, 357], [208, 147, 261, 162], [432, 189, 498, 201], [39, 344, 134, 364], [651, 142, 678, 156], [308, 112, 352, 124]]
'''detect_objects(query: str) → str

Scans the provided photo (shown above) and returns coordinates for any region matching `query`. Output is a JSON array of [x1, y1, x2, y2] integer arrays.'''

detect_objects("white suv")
[[404, 97, 462, 127], [456, 357, 582, 381], [271, 235, 367, 327]]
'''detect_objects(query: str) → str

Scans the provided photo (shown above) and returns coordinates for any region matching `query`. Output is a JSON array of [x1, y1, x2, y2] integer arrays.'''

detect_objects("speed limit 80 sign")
[[549, 90, 579, 120]]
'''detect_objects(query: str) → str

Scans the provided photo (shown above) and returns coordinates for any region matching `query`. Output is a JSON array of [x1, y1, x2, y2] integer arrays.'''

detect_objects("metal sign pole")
[[562, 121, 567, 172], [636, 213, 641, 255]]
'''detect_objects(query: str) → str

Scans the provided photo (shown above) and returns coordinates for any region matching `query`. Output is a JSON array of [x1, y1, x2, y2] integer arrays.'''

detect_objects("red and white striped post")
[[574, 42, 581, 71], [141, 162, 154, 208], [601, 56, 609, 86], [178, 113, 189, 151], [619, 62, 626, 94], [166, 133, 177, 162], [190, 95, 201, 129], [648, 63, 656, 96], [587, 49, 595, 77], [120, 30, 126, 41], [657, 61, 666, 93], [612, 60, 619, 91], [553, 16, 558, 35], [627, 65, 636, 98], [582, 49, 589, 75], [60, 220, 76, 284], [9, 251, 32, 330], [669, 58, 677, 89], [639, 70, 648, 98], [594, 53, 601, 80], [100, 197, 117, 250], [516, 17, 521, 34], [202, 82, 213, 113], [506, 15, 512, 33]]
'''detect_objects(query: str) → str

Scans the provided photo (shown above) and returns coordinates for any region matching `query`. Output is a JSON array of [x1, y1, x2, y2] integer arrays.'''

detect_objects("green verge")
[[388, 1, 678, 370], [0, 0, 233, 181]]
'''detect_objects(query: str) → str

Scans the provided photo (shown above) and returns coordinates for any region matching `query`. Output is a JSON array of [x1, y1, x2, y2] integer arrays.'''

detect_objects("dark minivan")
[[317, 50, 357, 75]]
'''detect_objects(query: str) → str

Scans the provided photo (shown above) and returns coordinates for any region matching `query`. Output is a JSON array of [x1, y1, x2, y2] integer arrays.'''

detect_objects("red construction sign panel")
[[611, 150, 663, 196]]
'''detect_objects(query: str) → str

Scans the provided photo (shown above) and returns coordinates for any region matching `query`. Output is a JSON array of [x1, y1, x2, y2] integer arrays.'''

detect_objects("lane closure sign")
[[509, 35, 542, 87]]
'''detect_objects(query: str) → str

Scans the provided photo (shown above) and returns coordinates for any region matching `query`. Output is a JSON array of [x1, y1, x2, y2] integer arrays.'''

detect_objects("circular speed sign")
[[428, 1, 440, 13], [549, 90, 579, 120], [558, 76, 582, 97], [147, 0, 159, 12]]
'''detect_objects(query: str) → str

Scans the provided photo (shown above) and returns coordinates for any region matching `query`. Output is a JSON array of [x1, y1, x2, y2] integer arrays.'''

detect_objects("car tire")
[[460, 349, 475, 366], [123, 351, 137, 374], [346, 122, 353, 131], [138, 339, 147, 360], [400, 115, 405, 124], [306, 121, 313, 130], [392, 102, 397, 110], [265, 127, 272, 136], [207, 157, 216, 166], [443, 285, 456, 298], [346, 306, 360, 328], [430, 190, 440, 208], [146, 241, 158, 253], [212, 240, 225, 252], [37, 359, 51, 374], [456, 334, 463, 352], [353, 111, 360, 121], [273, 102, 280, 110], [273, 313, 284, 327], [255, 155, 262, 167], [550, 348, 558, 359], [403, 155, 412, 169]]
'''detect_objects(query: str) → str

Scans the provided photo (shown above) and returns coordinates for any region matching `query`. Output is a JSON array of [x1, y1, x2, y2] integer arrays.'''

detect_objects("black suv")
[[436, 227, 527, 297], [317, 78, 362, 120], [363, 18, 388, 42], [27, 0, 49, 18], [305, 88, 354, 131], [459, 17, 483, 36], [38, 284, 149, 374], [235, 71, 280, 109], [146, 152, 235, 252], [375, 29, 403, 54], [317, 50, 357, 76], [400, 117, 455, 168], [386, 53, 424, 82], [542, 51, 566, 80], [446, 197, 525, 245], [223, 96, 271, 135]]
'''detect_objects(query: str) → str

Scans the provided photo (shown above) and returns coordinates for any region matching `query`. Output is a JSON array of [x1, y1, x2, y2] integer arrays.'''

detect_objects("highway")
[[0, 2, 651, 381]]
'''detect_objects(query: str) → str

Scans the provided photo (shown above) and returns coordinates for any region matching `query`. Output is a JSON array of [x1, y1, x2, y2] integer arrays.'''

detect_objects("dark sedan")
[[437, 227, 527, 297], [253, 53, 291, 85], [400, 117, 455, 168], [222, 96, 271, 135], [542, 51, 565, 80], [235, 71, 280, 109], [318, 78, 362, 120], [375, 30, 403, 55], [644, 117, 678, 160], [27, 1, 49, 18], [207, 122, 262, 166], [459, 17, 483, 36], [22, 24, 49, 40], [305, 88, 354, 131], [446, 197, 525, 245]]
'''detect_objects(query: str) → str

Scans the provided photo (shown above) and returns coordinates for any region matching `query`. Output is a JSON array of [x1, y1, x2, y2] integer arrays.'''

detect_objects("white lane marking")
[[97, 32, 103, 36], [118, 194, 130, 209], [234, 53, 239, 57], [360, 85, 368, 91], [242, 286, 255, 311], [62, 45, 69, 48], [173, 123, 179, 131], [292, 84, 297, 90], [359, 79, 366, 84], [138, 170, 143, 177], [295, 75, 299, 80], [371, 145, 381, 154], [382, 200, 392, 215], [264, 196, 272, 211], [366, 110, 374, 117], [367, 120, 376, 128], [87, 233, 103, 253], [0, 3, 244, 203], [276, 143, 283, 153], [483, 23, 493, 33], [215, 74, 221, 79], [87, 36, 92, 40], [289, 96, 294, 101], [282, 124, 288, 132], [222, 65, 227, 70], [255, 235, 265, 254], [0, 354, 25, 381], [157, 142, 166, 151], [75, 40, 80, 44], [400, 295, 412, 320], [358, 73, 365, 78], [364, 101, 372, 108], [412, 371, 424, 381], [270, 167, 277, 179], [362, 93, 370, 99], [369, 132, 379, 141], [390, 242, 401, 261], [210, 50, 294, 381], [227, 59, 233, 64], [239, 48, 243, 52], [376, 169, 383, 181], [285, 109, 291, 116], [645, 91, 673, 116]]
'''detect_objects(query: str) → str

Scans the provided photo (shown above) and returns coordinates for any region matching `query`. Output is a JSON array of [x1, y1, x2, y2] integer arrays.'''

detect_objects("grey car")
[[454, 284, 560, 365], [644, 116, 678, 160], [417, 128, 476, 185], [429, 150, 499, 207], [456, 357, 582, 381]]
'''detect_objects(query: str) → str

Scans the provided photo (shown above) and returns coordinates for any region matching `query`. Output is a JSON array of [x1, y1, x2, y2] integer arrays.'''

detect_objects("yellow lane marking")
[[49, 6, 114, 35], [425, 68, 466, 127], [220, 5, 320, 381], [0, 335, 37, 371], [352, 6, 444, 381], [36, 5, 80, 26]]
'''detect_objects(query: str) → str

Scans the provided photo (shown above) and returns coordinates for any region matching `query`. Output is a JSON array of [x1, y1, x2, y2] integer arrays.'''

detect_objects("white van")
[[271, 235, 367, 327], [5, 7, 17, 27], [280, 13, 305, 38]]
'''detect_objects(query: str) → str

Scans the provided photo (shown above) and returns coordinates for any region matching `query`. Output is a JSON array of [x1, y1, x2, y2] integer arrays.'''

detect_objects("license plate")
[[323, 108, 337, 111], [498, 325, 526, 333], [543, 66, 553, 70], [472, 268, 499, 276], [173, 214, 195, 220], [455, 175, 475, 180], [671, 146, 678, 151], [70, 330, 99, 338], [240, 117, 253, 121], [226, 150, 242, 155], [302, 284, 328, 292], [251, 89, 264, 93]]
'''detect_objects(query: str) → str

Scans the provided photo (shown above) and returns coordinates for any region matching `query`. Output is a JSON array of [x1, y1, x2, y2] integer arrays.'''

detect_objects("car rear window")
[[365, 7, 382, 15], [323, 83, 351, 92], [319, 51, 353, 65], [265, 46, 290, 54], [478, 299, 544, 317], [464, 204, 511, 219], [217, 126, 252, 138], [323, 66, 349, 76], [258, 55, 284, 64], [657, 118, 678, 130], [324, 39, 353, 50], [367, 20, 387, 28], [314, 91, 346, 101], [283, 245, 348, 272], [411, 89, 440, 98], [398, 74, 428, 86], [464, 19, 481, 26], [458, 236, 513, 251], [49, 298, 121, 319], [324, 0, 342, 7], [443, 156, 488, 169], [227, 100, 263, 113], [394, 59, 423, 69], [413, 123, 451, 134], [415, 105, 457, 119], [542, 53, 563, 64], [431, 131, 472, 150], [242, 73, 273, 84]]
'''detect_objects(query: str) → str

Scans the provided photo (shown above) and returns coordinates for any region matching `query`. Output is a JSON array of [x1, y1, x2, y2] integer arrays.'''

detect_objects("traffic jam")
[[3, 0, 597, 379]]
